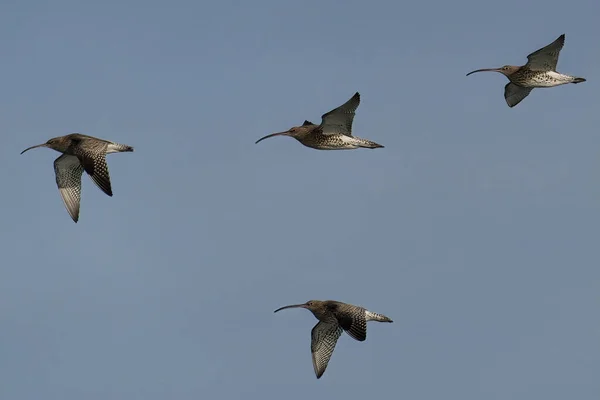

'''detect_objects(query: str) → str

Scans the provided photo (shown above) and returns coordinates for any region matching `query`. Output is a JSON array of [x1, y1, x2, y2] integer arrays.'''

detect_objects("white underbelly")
[[528, 71, 573, 87]]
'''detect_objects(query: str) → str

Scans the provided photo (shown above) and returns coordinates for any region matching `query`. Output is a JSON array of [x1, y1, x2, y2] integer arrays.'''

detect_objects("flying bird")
[[466, 34, 586, 107], [255, 92, 384, 150], [21, 133, 134, 223], [274, 299, 393, 379]]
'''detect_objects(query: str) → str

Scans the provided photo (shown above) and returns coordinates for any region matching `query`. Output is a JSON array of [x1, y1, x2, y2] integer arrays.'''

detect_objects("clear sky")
[[1, 0, 599, 399]]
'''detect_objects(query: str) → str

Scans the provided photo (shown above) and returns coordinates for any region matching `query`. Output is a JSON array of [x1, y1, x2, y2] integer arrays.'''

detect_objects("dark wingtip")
[[573, 77, 586, 83]]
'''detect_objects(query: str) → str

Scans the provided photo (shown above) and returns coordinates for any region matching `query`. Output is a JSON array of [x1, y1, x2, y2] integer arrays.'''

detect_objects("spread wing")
[[526, 34, 565, 71], [320, 92, 360, 136], [53, 154, 84, 223], [504, 83, 533, 108], [73, 143, 113, 197], [337, 309, 367, 341], [311, 322, 343, 379]]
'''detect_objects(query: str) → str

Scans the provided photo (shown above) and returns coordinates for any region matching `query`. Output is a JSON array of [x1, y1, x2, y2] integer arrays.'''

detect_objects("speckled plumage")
[[274, 300, 392, 379], [255, 92, 384, 150], [21, 133, 134, 223], [467, 34, 586, 107]]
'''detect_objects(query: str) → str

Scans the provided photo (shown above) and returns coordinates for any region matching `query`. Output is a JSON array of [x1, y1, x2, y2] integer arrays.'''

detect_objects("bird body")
[[274, 300, 392, 378], [255, 92, 384, 150], [466, 34, 585, 107], [517, 70, 583, 88], [21, 133, 134, 223]]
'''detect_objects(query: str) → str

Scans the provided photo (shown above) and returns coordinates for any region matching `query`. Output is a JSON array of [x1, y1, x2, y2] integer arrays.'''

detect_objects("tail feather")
[[358, 139, 385, 149], [107, 143, 134, 153], [365, 310, 393, 323]]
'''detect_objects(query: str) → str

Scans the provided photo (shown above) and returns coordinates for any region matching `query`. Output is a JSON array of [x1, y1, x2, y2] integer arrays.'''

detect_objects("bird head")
[[274, 300, 319, 313], [466, 65, 520, 78], [21, 137, 67, 154], [255, 121, 315, 145]]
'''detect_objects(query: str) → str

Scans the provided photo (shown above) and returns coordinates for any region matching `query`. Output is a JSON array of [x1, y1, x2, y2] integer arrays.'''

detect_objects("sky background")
[[0, 0, 599, 399]]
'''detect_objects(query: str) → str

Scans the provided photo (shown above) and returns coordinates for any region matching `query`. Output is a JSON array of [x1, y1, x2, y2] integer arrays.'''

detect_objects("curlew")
[[466, 34, 586, 107], [255, 92, 384, 150], [21, 133, 134, 223], [274, 299, 392, 379]]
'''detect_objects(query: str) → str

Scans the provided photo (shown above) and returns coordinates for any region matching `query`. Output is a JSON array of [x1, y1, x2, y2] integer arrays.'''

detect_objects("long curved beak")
[[20, 143, 48, 155], [255, 131, 290, 145], [274, 303, 308, 313], [466, 67, 502, 77]]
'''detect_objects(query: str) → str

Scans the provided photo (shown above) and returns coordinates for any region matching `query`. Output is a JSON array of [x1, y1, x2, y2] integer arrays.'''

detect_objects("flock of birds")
[[21, 33, 585, 379]]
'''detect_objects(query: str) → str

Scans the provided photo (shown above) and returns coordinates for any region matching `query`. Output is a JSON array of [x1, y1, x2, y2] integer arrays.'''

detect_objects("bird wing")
[[320, 92, 360, 136], [74, 143, 113, 197], [68, 133, 112, 143], [526, 34, 565, 71], [504, 83, 533, 108], [53, 154, 84, 223], [337, 309, 367, 341], [311, 322, 343, 379]]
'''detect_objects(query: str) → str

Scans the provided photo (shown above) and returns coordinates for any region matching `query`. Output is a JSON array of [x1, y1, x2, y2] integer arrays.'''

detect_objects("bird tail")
[[365, 310, 393, 323], [572, 77, 586, 84], [356, 138, 385, 149], [107, 143, 135, 153]]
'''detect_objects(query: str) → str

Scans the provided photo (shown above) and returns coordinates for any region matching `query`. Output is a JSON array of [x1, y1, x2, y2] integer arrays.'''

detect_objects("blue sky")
[[1, 0, 599, 399]]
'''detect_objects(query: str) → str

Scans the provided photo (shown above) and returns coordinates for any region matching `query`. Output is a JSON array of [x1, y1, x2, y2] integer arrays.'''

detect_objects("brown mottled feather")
[[74, 147, 113, 197], [53, 154, 84, 223], [311, 322, 343, 379]]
